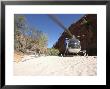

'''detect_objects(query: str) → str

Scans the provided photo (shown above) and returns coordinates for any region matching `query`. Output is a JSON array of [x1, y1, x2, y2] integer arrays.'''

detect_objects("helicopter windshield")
[[68, 39, 81, 49]]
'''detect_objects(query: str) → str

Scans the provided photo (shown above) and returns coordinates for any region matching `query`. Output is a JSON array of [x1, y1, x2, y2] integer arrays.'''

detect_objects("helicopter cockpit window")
[[68, 39, 81, 49]]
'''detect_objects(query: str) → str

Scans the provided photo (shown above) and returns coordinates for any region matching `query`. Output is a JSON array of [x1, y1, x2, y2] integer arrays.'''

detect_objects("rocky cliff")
[[53, 14, 97, 56]]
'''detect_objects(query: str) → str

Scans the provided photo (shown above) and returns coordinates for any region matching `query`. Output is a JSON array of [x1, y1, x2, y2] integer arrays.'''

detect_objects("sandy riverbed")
[[14, 55, 97, 76]]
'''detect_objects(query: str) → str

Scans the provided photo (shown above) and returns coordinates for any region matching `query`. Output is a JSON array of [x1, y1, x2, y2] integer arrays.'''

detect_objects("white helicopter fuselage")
[[68, 48, 81, 53], [65, 37, 81, 54]]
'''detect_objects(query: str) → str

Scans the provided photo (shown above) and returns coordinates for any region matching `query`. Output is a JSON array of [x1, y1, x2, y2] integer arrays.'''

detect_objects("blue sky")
[[24, 14, 85, 48]]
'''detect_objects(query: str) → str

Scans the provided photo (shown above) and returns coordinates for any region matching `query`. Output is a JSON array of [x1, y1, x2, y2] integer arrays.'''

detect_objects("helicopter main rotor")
[[47, 14, 74, 39]]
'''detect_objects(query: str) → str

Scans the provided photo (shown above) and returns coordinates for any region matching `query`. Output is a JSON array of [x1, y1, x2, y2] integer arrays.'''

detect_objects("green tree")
[[47, 48, 59, 56]]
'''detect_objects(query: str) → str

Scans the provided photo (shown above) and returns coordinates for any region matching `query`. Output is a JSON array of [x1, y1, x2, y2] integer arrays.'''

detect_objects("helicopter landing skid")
[[63, 49, 87, 57], [79, 50, 87, 56]]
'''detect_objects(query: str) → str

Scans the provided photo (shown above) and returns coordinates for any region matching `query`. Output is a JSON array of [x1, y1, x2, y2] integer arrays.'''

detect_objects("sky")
[[24, 14, 85, 48]]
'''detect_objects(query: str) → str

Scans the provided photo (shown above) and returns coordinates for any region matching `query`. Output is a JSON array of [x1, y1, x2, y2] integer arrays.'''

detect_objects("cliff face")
[[54, 14, 97, 56]]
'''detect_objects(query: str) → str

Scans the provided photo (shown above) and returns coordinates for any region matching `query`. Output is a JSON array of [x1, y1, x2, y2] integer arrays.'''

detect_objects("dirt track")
[[14, 56, 97, 76]]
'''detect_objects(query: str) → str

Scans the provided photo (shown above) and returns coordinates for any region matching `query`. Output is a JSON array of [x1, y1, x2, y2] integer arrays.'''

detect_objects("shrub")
[[47, 48, 59, 56]]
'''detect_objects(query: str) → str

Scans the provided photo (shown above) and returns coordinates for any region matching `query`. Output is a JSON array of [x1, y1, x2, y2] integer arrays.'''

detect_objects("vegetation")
[[47, 48, 60, 56], [14, 15, 59, 56], [14, 15, 48, 54]]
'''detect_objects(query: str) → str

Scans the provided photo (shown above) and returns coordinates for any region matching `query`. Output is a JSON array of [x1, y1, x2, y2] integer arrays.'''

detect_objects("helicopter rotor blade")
[[47, 14, 74, 38]]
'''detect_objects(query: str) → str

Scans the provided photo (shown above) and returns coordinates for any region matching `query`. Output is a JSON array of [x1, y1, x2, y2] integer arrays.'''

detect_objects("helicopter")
[[48, 14, 86, 56]]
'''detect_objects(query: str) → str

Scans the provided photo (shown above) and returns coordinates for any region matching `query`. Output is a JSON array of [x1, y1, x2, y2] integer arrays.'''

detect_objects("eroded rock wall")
[[54, 14, 97, 56]]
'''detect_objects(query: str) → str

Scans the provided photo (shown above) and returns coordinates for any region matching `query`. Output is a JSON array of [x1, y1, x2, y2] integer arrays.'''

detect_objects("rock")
[[53, 14, 97, 56]]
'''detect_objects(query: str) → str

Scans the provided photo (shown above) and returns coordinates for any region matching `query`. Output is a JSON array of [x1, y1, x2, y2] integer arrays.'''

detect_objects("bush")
[[14, 15, 48, 54], [47, 48, 60, 56]]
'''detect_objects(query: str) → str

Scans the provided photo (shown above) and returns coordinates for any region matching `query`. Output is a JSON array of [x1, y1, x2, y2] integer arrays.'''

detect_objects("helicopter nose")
[[66, 38, 68, 39], [74, 43, 77, 44]]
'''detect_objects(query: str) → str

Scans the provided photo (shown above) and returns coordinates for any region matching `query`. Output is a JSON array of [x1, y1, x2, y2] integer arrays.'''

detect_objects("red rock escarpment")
[[53, 14, 97, 56]]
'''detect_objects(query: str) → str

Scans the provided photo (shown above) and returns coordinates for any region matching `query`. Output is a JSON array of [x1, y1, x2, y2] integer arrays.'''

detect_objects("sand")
[[14, 55, 97, 76]]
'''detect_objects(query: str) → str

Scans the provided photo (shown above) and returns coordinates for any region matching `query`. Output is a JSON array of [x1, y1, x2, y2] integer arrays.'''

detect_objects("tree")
[[14, 15, 27, 52], [14, 15, 48, 54]]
